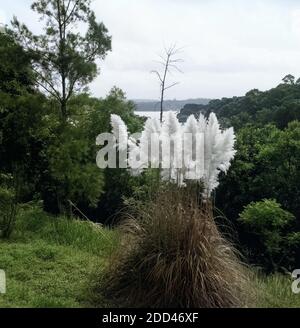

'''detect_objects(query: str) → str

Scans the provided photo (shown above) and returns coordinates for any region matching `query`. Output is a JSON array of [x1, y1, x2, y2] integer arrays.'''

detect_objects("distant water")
[[135, 110, 178, 120]]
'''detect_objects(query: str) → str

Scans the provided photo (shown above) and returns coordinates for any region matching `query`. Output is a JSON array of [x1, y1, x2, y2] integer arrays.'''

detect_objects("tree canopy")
[[12, 0, 111, 120]]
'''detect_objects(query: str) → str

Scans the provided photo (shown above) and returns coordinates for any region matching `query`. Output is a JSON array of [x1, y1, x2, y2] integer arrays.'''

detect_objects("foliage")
[[216, 123, 300, 270], [239, 199, 294, 232], [178, 83, 300, 130], [216, 122, 300, 218], [0, 31, 51, 204], [85, 88, 144, 221], [0, 32, 143, 220], [238, 199, 299, 271], [1, 28, 141, 217], [0, 32, 34, 95], [86, 87, 143, 139], [216, 124, 281, 222], [12, 0, 111, 119], [44, 124, 104, 214]]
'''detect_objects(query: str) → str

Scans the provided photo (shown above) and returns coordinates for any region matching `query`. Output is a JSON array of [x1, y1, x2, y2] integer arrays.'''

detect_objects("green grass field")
[[0, 206, 118, 308], [253, 272, 300, 308], [0, 206, 299, 308]]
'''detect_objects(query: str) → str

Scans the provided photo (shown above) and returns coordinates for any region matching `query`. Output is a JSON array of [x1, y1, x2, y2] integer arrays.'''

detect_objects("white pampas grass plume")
[[110, 114, 128, 151], [203, 113, 236, 196], [107, 112, 236, 197], [197, 113, 207, 132]]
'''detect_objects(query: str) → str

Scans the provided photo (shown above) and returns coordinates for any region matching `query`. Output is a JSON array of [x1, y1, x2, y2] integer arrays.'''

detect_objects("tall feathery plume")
[[184, 114, 201, 181], [110, 114, 128, 151], [160, 111, 183, 184], [102, 113, 248, 309], [109, 112, 236, 195], [203, 113, 236, 195]]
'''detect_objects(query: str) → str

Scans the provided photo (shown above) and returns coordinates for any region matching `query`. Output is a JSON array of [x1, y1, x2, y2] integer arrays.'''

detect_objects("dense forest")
[[178, 78, 300, 130], [178, 81, 300, 271]]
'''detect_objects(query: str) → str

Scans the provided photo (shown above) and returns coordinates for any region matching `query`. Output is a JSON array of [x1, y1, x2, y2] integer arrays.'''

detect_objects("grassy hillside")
[[254, 273, 300, 308], [0, 206, 299, 308], [0, 206, 118, 308]]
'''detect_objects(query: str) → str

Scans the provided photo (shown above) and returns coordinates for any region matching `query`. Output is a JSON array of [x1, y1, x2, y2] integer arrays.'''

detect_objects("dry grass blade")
[[100, 185, 254, 308]]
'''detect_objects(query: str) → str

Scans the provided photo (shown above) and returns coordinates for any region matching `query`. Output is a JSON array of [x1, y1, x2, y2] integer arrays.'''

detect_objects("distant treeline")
[[177, 82, 300, 130], [134, 98, 211, 111]]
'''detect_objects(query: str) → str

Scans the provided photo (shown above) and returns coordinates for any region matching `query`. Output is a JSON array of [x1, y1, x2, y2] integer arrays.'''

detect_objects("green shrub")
[[239, 199, 299, 271]]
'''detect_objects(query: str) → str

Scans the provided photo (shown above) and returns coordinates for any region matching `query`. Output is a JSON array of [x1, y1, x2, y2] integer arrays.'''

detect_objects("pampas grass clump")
[[100, 186, 251, 308]]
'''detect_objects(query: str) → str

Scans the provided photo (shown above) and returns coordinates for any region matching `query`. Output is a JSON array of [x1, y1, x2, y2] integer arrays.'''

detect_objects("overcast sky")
[[1, 0, 300, 100]]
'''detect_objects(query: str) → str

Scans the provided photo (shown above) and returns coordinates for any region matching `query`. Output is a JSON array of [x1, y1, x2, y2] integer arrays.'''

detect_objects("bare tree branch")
[[164, 82, 180, 91], [65, 0, 72, 16], [34, 74, 61, 101], [65, 0, 80, 25], [151, 70, 163, 83], [151, 45, 184, 122]]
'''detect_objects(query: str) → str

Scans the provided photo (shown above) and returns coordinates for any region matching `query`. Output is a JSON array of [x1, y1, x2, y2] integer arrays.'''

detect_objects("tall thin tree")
[[151, 45, 183, 122], [12, 0, 111, 121]]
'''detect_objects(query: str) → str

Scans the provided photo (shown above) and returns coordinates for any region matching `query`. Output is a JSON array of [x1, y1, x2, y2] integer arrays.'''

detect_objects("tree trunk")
[[160, 89, 164, 123], [61, 99, 67, 121]]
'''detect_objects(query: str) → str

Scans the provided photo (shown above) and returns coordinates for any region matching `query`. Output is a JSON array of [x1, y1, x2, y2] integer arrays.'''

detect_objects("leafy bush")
[[239, 199, 294, 231], [239, 199, 300, 271], [216, 123, 300, 271], [46, 129, 104, 213], [38, 88, 144, 218]]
